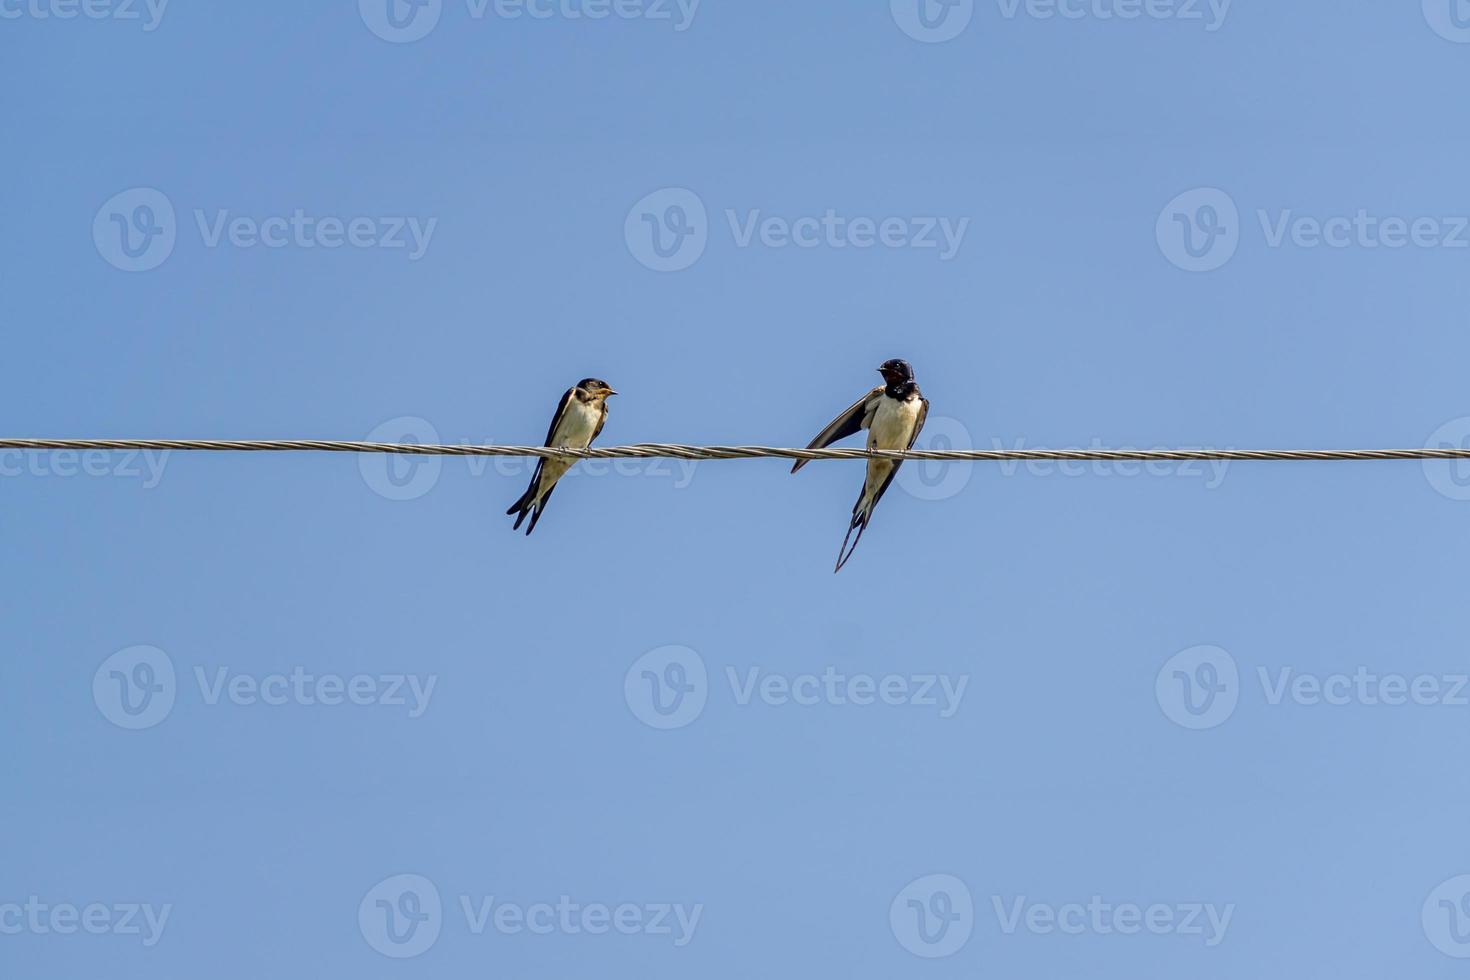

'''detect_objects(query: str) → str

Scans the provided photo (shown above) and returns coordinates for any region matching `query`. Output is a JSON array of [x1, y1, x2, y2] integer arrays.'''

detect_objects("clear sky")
[[5, 1, 1470, 976]]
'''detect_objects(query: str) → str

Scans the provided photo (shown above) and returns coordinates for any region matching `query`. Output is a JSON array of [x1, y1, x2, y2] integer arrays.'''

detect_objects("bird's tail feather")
[[508, 485, 535, 530], [524, 483, 556, 535], [834, 513, 869, 573], [834, 493, 874, 573], [508, 461, 547, 531]]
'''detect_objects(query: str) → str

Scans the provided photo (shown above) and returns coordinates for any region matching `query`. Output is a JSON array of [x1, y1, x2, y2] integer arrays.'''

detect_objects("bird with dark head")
[[878, 358, 918, 397], [506, 378, 617, 535], [791, 359, 930, 571]]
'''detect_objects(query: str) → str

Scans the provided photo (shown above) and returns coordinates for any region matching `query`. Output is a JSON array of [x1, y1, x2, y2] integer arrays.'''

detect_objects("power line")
[[0, 439, 1467, 463]]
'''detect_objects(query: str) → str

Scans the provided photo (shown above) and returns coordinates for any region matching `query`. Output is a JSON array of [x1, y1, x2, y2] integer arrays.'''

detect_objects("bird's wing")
[[908, 397, 929, 451], [542, 387, 578, 446], [513, 386, 576, 515], [791, 386, 882, 473]]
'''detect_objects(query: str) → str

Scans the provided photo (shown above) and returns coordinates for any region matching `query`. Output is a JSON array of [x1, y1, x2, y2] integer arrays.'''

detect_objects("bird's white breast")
[[868, 395, 921, 450], [553, 398, 603, 449]]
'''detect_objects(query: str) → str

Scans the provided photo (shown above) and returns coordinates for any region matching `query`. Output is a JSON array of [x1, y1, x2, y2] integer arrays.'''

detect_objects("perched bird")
[[506, 378, 617, 535], [793, 359, 929, 572]]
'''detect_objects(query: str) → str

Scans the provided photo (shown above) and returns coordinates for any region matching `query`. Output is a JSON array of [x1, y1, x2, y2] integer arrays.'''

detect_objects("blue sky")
[[4, 1, 1470, 976]]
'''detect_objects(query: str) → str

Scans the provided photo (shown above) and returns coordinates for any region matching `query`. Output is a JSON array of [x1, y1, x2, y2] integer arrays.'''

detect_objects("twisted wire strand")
[[0, 439, 1466, 463]]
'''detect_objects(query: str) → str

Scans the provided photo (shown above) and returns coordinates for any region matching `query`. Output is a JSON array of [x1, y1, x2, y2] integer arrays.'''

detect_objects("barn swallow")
[[506, 378, 617, 535], [792, 359, 929, 572]]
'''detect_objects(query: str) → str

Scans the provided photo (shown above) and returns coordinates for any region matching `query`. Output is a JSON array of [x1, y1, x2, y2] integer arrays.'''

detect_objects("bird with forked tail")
[[792, 359, 929, 572], [506, 378, 617, 534]]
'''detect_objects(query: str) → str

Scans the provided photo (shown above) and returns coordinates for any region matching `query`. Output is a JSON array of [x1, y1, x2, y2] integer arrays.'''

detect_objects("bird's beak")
[[605, 388, 619, 397]]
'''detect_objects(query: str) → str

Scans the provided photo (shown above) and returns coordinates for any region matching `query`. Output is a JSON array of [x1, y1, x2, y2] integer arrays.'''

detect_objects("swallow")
[[506, 378, 617, 535], [792, 359, 929, 572]]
